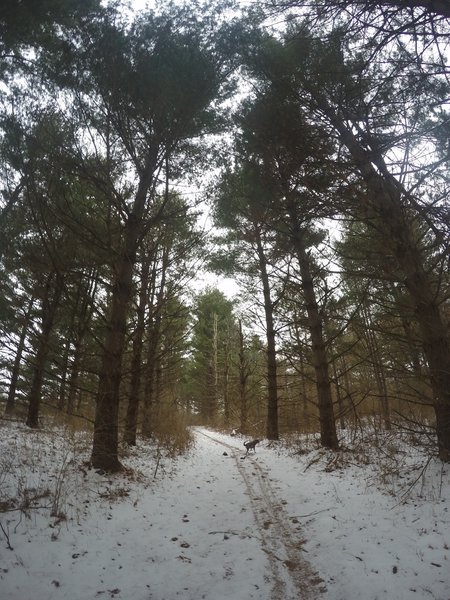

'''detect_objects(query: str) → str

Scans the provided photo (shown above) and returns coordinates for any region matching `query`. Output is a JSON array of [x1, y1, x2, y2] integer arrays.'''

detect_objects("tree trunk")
[[361, 303, 391, 429], [142, 320, 164, 437], [66, 343, 82, 416], [223, 334, 231, 426], [124, 253, 151, 446], [292, 325, 310, 431], [91, 169, 153, 471], [313, 96, 450, 460], [142, 331, 158, 438], [58, 337, 71, 411], [256, 234, 279, 440], [293, 228, 339, 450], [5, 295, 35, 414], [66, 271, 98, 416], [58, 272, 90, 411], [26, 272, 63, 428], [365, 162, 449, 457], [208, 312, 219, 423], [91, 246, 134, 469], [332, 359, 346, 430], [238, 319, 249, 432], [142, 248, 167, 438]]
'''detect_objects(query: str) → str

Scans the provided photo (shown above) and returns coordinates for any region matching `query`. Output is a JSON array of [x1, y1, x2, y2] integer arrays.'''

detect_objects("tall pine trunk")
[[5, 295, 35, 414], [124, 254, 151, 445], [290, 223, 339, 450], [223, 332, 231, 426], [26, 272, 63, 428], [142, 248, 167, 438], [66, 270, 98, 415], [256, 234, 279, 440], [238, 319, 249, 432], [360, 303, 390, 429], [142, 319, 161, 437], [91, 172, 152, 471]]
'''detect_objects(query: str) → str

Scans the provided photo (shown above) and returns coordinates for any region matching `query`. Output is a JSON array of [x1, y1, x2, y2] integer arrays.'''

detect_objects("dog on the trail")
[[243, 439, 260, 455]]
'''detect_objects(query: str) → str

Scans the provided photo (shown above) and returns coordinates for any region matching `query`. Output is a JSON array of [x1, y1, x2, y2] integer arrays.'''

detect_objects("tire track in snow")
[[196, 429, 324, 600]]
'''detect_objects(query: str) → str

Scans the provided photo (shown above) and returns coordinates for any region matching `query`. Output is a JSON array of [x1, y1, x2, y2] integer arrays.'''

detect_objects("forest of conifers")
[[0, 0, 449, 471]]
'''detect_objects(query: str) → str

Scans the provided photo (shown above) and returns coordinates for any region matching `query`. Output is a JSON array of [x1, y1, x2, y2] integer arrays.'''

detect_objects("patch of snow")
[[0, 421, 448, 599]]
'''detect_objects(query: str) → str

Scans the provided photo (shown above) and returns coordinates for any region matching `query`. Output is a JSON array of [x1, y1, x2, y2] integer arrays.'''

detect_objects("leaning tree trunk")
[[290, 222, 339, 450], [405, 259, 450, 461], [321, 104, 450, 460], [256, 234, 279, 440]]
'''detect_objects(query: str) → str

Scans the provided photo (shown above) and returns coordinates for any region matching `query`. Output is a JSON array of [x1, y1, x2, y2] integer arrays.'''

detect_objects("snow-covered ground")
[[0, 420, 448, 599]]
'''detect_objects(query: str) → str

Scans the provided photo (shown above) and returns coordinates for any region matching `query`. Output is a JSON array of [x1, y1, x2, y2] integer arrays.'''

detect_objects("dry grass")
[[0, 418, 91, 523], [148, 407, 195, 457]]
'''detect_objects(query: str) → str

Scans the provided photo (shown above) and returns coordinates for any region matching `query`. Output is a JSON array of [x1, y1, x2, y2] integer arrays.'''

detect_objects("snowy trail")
[[196, 429, 323, 600], [1, 426, 322, 600], [2, 422, 449, 600]]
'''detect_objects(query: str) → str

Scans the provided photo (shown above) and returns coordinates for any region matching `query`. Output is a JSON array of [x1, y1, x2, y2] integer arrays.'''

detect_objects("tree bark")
[[238, 319, 249, 432], [66, 342, 83, 416], [91, 169, 153, 471], [289, 222, 339, 450], [142, 328, 158, 438], [142, 248, 167, 438], [58, 335, 71, 411], [223, 331, 231, 426], [256, 233, 279, 440], [66, 270, 98, 415], [5, 295, 35, 414], [26, 272, 63, 428], [209, 312, 219, 423], [123, 253, 151, 446], [361, 303, 391, 429], [332, 358, 346, 430]]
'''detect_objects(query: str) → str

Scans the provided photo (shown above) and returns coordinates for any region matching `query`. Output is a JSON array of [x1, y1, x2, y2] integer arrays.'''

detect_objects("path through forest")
[[195, 429, 323, 599], [0, 424, 324, 600], [1, 422, 449, 600]]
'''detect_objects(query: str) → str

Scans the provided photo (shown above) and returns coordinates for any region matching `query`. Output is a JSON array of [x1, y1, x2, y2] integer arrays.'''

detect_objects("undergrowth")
[[276, 419, 447, 503], [0, 413, 192, 548]]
